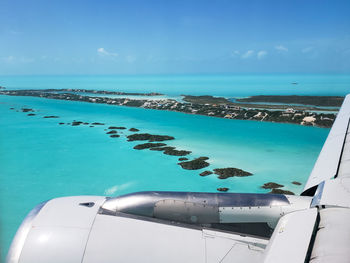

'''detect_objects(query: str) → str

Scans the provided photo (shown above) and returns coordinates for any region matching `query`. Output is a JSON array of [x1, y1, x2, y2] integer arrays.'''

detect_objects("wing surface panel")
[[303, 95, 350, 194]]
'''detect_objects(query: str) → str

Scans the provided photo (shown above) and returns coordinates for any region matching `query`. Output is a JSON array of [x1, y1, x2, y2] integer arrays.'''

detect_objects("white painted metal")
[[17, 196, 105, 263], [19, 227, 90, 263], [303, 95, 350, 193], [338, 127, 350, 178], [310, 208, 350, 263], [263, 208, 318, 263], [32, 196, 105, 228], [311, 177, 350, 208], [82, 213, 267, 263], [203, 229, 266, 263], [82, 214, 206, 263]]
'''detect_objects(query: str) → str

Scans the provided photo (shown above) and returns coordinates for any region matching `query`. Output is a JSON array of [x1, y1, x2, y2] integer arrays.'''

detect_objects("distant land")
[[0, 89, 341, 128], [236, 95, 344, 107], [182, 95, 341, 111]]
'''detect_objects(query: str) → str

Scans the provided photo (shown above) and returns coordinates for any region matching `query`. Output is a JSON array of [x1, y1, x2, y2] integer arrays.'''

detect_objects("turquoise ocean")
[[0, 74, 349, 260]]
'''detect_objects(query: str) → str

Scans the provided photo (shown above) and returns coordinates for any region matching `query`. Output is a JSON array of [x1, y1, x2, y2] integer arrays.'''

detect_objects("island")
[[127, 133, 175, 142], [214, 168, 252, 179], [0, 89, 340, 128], [261, 182, 284, 189], [269, 189, 295, 195], [178, 157, 210, 170]]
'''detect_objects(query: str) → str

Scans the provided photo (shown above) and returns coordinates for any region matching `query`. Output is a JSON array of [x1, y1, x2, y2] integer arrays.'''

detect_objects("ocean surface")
[[0, 74, 347, 260]]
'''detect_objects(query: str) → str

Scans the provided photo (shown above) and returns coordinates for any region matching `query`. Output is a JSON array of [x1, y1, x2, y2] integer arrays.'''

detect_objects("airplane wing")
[[266, 94, 350, 263], [6, 94, 350, 263], [302, 94, 350, 196]]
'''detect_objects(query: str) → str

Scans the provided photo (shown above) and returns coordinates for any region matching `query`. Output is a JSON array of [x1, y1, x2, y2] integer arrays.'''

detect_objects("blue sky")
[[0, 0, 350, 74]]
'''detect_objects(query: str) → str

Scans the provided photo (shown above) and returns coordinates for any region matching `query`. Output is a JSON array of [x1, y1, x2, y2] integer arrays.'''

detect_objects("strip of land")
[[236, 95, 344, 107], [183, 95, 342, 111], [12, 88, 163, 96], [0, 89, 339, 128]]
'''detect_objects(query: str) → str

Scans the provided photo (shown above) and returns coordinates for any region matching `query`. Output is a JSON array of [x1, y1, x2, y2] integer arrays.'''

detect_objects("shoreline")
[[0, 89, 337, 128]]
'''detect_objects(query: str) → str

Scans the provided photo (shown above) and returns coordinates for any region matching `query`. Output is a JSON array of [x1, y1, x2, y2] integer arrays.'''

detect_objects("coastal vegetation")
[[261, 182, 295, 195], [236, 95, 344, 107], [214, 168, 253, 179], [0, 89, 339, 128]]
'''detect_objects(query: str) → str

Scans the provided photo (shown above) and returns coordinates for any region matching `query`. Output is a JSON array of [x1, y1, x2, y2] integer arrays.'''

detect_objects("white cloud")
[[241, 50, 254, 59], [97, 47, 118, 57], [257, 50, 267, 59], [275, 45, 288, 52], [302, 47, 314, 53]]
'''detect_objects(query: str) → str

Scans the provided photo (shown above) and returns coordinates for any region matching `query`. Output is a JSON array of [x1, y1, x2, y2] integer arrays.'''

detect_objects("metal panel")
[[6, 201, 48, 263], [153, 199, 219, 224], [310, 177, 350, 208], [100, 191, 290, 217], [310, 208, 350, 263], [82, 214, 207, 263], [32, 196, 106, 228], [337, 128, 350, 178], [18, 227, 89, 263], [263, 208, 318, 263], [303, 95, 350, 194], [7, 196, 105, 263], [203, 229, 265, 263]]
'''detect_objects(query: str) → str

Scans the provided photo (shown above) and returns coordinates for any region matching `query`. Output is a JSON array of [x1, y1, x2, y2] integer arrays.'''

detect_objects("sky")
[[0, 0, 350, 75]]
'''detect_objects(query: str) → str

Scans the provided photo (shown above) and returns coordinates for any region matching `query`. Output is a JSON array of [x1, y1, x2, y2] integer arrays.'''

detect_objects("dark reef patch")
[[22, 108, 34, 112], [129, 128, 139, 132], [109, 126, 126, 129], [149, 146, 167, 151], [133, 143, 167, 150], [200, 170, 213, 176], [292, 181, 302, 185], [178, 157, 209, 170], [162, 147, 191, 156], [217, 188, 229, 192], [110, 134, 120, 138], [92, 122, 104, 125], [72, 121, 84, 126], [214, 168, 252, 179], [43, 116, 59, 118], [261, 182, 284, 189], [27, 113, 36, 116], [127, 133, 175, 142], [178, 157, 188, 161], [269, 189, 295, 195], [106, 130, 118, 134]]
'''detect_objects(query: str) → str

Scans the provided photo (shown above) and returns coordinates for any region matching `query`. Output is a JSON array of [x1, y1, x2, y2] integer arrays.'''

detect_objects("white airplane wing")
[[6, 94, 350, 263], [302, 94, 350, 195], [266, 94, 350, 263]]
